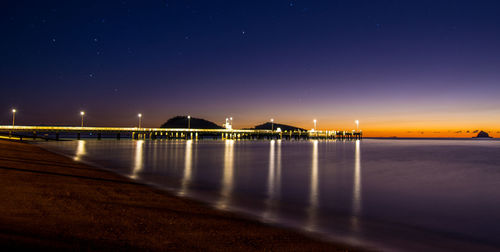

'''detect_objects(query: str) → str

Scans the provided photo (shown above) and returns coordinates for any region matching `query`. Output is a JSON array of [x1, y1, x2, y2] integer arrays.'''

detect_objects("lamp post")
[[80, 111, 85, 127], [355, 120, 359, 132], [313, 119, 317, 131], [270, 118, 274, 131], [11, 109, 16, 127], [187, 115, 191, 130], [138, 113, 142, 128]]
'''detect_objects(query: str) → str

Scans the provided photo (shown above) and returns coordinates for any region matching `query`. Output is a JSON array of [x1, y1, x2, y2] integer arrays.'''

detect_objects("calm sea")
[[40, 139, 500, 251]]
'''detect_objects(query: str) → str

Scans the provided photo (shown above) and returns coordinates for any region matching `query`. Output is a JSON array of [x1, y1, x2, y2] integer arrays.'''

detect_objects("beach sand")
[[0, 140, 355, 251]]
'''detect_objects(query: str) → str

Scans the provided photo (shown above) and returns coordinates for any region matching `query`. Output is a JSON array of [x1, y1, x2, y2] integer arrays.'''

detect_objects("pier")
[[0, 126, 362, 141]]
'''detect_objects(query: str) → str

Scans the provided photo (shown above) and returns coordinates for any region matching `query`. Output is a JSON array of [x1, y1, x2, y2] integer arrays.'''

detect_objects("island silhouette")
[[474, 131, 493, 138]]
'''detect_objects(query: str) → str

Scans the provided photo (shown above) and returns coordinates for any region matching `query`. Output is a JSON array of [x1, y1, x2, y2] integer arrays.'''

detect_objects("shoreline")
[[0, 139, 357, 251]]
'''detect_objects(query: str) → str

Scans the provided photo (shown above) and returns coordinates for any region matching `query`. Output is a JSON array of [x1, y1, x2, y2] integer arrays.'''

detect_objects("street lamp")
[[355, 120, 359, 132], [187, 115, 191, 130], [11, 109, 16, 127], [80, 111, 85, 127], [313, 119, 317, 131], [138, 113, 142, 128], [270, 118, 274, 131]]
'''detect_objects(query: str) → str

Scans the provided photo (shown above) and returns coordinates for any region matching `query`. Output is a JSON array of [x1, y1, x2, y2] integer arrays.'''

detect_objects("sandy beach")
[[0, 139, 354, 251]]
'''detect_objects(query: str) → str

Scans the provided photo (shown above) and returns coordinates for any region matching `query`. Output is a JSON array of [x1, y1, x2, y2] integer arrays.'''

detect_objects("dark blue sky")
[[1, 0, 500, 135]]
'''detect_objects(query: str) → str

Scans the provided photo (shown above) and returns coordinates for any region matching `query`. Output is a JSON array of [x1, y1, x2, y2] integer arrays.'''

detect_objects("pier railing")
[[0, 125, 362, 141]]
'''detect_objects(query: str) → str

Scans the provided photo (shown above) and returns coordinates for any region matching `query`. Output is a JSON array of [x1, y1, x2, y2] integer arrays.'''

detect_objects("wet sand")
[[0, 140, 355, 251]]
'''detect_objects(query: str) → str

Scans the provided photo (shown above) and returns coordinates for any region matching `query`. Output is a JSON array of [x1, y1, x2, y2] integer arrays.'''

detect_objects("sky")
[[1, 0, 499, 137]]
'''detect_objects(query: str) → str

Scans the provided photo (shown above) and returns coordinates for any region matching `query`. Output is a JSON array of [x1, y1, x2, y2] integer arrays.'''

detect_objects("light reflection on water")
[[130, 140, 144, 179], [73, 140, 86, 161], [216, 140, 234, 210], [179, 140, 193, 196], [263, 140, 282, 221], [306, 140, 319, 231], [44, 139, 500, 252], [351, 139, 362, 231]]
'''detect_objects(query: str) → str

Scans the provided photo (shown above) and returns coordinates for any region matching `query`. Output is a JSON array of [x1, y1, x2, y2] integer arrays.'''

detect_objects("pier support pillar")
[[97, 133, 101, 140], [77, 133, 81, 140]]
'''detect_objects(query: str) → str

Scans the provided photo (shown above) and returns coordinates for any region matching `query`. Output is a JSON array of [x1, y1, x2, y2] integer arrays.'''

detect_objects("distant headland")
[[160, 116, 224, 129], [253, 122, 306, 132], [160, 116, 306, 132]]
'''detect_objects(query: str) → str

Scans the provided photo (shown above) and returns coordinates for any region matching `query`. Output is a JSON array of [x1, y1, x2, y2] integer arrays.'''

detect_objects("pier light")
[[11, 109, 16, 126], [270, 118, 274, 131], [313, 119, 317, 131], [225, 117, 233, 130], [187, 115, 191, 130], [355, 120, 359, 132], [138, 113, 142, 128], [80, 111, 85, 127]]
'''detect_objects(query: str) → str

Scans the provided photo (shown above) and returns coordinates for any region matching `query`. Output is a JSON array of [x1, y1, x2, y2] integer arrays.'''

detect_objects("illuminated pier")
[[0, 125, 362, 141]]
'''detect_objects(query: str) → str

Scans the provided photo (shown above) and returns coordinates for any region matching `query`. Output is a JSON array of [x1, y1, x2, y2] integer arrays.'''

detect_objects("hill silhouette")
[[160, 116, 224, 129], [254, 122, 306, 132]]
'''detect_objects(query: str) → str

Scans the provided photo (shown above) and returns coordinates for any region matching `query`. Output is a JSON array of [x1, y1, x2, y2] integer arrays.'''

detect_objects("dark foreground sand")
[[0, 140, 355, 251]]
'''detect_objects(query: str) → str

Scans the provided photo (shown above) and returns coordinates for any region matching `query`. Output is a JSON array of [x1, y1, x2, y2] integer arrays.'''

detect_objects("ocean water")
[[40, 139, 500, 251]]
